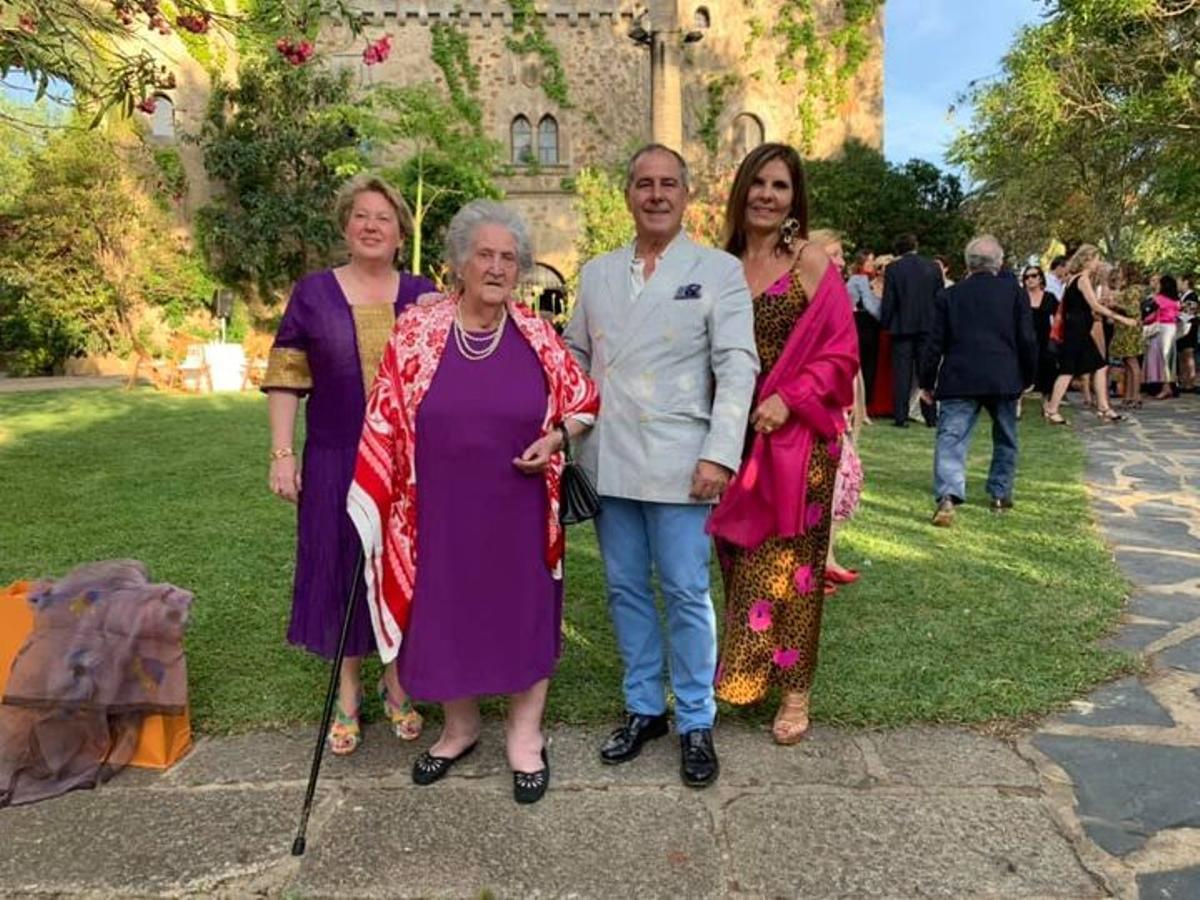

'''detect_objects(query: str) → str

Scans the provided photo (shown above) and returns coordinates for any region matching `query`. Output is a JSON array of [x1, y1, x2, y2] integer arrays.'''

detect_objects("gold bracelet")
[[269, 447, 294, 461]]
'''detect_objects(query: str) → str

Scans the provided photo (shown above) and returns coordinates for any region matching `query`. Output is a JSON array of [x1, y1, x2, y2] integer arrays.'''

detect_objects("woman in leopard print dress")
[[707, 144, 859, 744]]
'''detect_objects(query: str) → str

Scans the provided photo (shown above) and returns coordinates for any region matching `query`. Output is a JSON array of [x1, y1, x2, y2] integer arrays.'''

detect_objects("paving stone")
[[1032, 735, 1200, 856], [1159, 636, 1200, 674], [724, 792, 1101, 898], [1134, 500, 1197, 524], [0, 785, 298, 894], [290, 785, 722, 898], [1123, 464, 1179, 490], [1112, 549, 1200, 589], [1057, 677, 1175, 728], [866, 728, 1038, 788], [1137, 865, 1200, 899], [1104, 518, 1196, 553], [170, 723, 413, 786], [1101, 623, 1176, 652], [1127, 593, 1200, 625]]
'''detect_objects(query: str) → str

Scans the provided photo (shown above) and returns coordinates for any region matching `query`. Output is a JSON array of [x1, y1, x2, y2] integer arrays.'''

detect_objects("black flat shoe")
[[412, 740, 478, 786], [989, 495, 1013, 513], [513, 747, 550, 804], [599, 712, 669, 765], [680, 728, 719, 788]]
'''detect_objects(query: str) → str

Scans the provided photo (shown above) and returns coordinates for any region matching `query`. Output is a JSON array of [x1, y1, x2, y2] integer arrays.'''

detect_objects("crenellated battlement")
[[353, 0, 637, 27]]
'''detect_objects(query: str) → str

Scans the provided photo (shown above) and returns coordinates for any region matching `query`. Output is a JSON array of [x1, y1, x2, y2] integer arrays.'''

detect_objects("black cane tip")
[[291, 836, 307, 857]]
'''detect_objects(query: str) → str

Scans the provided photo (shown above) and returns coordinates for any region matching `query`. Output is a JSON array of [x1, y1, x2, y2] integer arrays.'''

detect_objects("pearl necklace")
[[453, 303, 507, 361]]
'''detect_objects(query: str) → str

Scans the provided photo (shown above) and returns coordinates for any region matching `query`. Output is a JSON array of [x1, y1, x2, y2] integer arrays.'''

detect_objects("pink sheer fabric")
[[708, 263, 859, 549], [0, 560, 191, 807]]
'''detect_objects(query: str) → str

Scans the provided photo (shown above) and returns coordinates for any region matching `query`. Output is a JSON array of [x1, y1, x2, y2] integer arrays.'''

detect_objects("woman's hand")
[[513, 430, 564, 475], [1116, 313, 1137, 327], [751, 393, 790, 434], [269, 456, 301, 503]]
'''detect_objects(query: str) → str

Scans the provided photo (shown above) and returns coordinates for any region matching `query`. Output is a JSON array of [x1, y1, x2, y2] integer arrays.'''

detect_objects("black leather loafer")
[[411, 740, 478, 786], [680, 728, 719, 788], [513, 747, 550, 804], [989, 495, 1014, 512], [599, 712, 669, 765]]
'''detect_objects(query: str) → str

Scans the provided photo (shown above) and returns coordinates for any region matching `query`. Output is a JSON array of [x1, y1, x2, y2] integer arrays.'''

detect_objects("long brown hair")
[[722, 143, 808, 258]]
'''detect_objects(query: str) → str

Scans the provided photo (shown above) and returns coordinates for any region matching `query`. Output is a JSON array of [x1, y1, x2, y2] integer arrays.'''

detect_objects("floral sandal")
[[378, 677, 424, 741], [327, 692, 362, 756]]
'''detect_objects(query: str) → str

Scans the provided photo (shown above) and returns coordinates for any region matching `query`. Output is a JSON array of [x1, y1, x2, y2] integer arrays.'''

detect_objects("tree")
[[370, 83, 502, 277], [950, 1, 1200, 266], [0, 122, 215, 374], [194, 53, 368, 299], [0, 1, 370, 127], [570, 165, 633, 271]]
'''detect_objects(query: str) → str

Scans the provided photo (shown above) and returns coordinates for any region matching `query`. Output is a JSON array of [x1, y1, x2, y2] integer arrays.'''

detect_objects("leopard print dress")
[[714, 268, 838, 705]]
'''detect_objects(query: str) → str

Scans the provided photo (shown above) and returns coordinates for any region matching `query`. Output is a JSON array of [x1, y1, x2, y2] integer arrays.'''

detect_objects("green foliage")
[[429, 22, 482, 129], [951, 1, 1200, 267], [369, 82, 503, 276], [505, 0, 571, 107], [806, 140, 973, 258], [151, 147, 188, 204], [570, 166, 633, 276], [697, 75, 739, 156], [194, 54, 368, 298], [0, 124, 216, 374]]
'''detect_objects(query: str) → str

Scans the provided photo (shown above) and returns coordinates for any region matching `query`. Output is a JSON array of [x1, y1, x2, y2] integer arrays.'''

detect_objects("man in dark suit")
[[920, 235, 1038, 527], [881, 233, 942, 427]]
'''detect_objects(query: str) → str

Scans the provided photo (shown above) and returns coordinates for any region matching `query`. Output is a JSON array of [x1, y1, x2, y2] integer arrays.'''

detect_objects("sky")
[[883, 0, 1046, 170]]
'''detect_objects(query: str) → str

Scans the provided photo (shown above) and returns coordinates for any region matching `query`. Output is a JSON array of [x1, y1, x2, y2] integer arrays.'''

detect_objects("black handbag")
[[557, 424, 599, 525]]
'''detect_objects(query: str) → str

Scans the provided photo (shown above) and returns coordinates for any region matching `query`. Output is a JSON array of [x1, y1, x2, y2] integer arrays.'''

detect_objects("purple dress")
[[397, 322, 563, 701], [264, 269, 435, 660]]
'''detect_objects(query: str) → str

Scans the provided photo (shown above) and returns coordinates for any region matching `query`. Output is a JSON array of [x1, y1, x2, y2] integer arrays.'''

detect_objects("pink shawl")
[[707, 263, 859, 550], [347, 297, 599, 664]]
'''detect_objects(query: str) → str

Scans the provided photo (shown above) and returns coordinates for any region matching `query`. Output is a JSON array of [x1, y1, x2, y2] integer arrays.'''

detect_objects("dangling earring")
[[780, 217, 800, 248]]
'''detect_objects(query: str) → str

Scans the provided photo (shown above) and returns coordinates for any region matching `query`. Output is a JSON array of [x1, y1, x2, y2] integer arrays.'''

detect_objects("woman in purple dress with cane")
[[262, 174, 435, 755]]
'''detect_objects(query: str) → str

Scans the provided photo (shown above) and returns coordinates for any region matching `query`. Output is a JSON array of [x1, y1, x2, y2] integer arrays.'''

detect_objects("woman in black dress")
[[1021, 265, 1059, 396], [1042, 245, 1137, 424]]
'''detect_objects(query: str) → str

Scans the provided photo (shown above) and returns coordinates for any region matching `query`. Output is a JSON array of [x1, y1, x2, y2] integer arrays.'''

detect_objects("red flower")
[[362, 34, 393, 66], [137, 96, 158, 114], [18, 14, 38, 33]]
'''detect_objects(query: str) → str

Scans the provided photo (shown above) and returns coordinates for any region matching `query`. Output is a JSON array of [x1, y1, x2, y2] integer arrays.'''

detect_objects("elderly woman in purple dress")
[[262, 173, 435, 756]]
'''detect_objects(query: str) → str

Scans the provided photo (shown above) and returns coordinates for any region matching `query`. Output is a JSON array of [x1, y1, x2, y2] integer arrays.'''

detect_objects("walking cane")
[[291, 549, 365, 857]]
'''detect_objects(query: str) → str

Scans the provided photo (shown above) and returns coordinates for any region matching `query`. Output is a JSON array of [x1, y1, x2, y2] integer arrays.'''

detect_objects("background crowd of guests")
[[259, 142, 1193, 806]]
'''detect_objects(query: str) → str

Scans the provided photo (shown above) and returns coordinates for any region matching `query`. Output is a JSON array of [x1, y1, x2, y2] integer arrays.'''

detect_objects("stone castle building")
[[159, 0, 883, 286]]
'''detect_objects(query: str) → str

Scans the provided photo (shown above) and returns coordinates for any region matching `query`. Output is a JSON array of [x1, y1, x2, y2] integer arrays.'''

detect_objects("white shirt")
[[629, 232, 684, 300], [1046, 272, 1065, 299]]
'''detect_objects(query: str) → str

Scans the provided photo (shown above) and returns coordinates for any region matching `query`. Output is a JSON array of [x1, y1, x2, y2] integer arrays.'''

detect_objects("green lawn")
[[0, 387, 1130, 733]]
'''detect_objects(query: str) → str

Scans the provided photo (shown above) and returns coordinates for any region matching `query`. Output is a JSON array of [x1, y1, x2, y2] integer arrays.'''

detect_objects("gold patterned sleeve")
[[262, 347, 313, 392]]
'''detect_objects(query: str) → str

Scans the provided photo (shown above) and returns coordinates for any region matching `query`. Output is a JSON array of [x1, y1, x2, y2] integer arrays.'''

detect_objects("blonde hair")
[[1065, 243, 1101, 276], [333, 173, 414, 237], [808, 228, 842, 252]]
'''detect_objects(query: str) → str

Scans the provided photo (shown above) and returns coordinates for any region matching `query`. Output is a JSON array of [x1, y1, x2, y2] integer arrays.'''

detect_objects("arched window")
[[150, 95, 175, 140], [537, 115, 559, 165], [511, 115, 533, 165], [731, 112, 765, 160]]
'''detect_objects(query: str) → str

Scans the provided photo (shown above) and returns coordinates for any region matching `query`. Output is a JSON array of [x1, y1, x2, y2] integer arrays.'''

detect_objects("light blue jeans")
[[593, 497, 716, 734], [933, 397, 1019, 503]]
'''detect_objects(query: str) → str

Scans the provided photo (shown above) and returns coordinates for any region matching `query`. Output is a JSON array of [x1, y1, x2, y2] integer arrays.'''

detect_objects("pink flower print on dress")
[[826, 438, 842, 460], [764, 273, 791, 296], [805, 503, 824, 530], [773, 647, 800, 669], [748, 599, 773, 633], [714, 662, 725, 686], [793, 565, 816, 596]]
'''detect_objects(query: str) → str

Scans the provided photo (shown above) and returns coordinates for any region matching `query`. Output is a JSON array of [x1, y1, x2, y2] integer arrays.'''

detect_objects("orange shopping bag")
[[0, 579, 192, 770]]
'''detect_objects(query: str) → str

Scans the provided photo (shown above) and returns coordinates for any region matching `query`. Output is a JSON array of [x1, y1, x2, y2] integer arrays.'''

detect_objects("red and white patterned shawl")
[[347, 296, 600, 663]]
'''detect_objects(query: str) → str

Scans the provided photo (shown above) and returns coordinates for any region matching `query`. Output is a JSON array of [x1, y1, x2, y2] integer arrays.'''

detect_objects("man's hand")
[[750, 392, 790, 434], [920, 389, 935, 406], [690, 460, 732, 501]]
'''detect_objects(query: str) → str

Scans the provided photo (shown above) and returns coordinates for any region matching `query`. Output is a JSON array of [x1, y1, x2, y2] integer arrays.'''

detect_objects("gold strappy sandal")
[[772, 691, 811, 746]]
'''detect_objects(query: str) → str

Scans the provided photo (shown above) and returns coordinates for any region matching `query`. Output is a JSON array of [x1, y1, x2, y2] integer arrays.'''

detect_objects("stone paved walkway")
[[1029, 395, 1200, 900]]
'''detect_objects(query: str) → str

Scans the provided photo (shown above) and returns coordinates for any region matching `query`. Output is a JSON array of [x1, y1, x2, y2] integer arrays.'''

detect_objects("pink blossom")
[[747, 599, 773, 633], [136, 96, 157, 114], [363, 34, 393, 66], [793, 565, 815, 596], [773, 647, 800, 669]]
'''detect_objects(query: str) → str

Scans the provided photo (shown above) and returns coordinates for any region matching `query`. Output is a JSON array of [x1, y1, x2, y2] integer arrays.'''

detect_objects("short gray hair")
[[624, 143, 690, 192], [964, 234, 1004, 274], [444, 200, 535, 275]]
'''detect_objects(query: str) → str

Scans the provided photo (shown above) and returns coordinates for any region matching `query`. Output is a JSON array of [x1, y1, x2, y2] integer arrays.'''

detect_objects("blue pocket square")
[[673, 283, 703, 300]]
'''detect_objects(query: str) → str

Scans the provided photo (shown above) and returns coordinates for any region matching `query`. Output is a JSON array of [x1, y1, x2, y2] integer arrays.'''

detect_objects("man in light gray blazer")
[[565, 144, 759, 788]]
